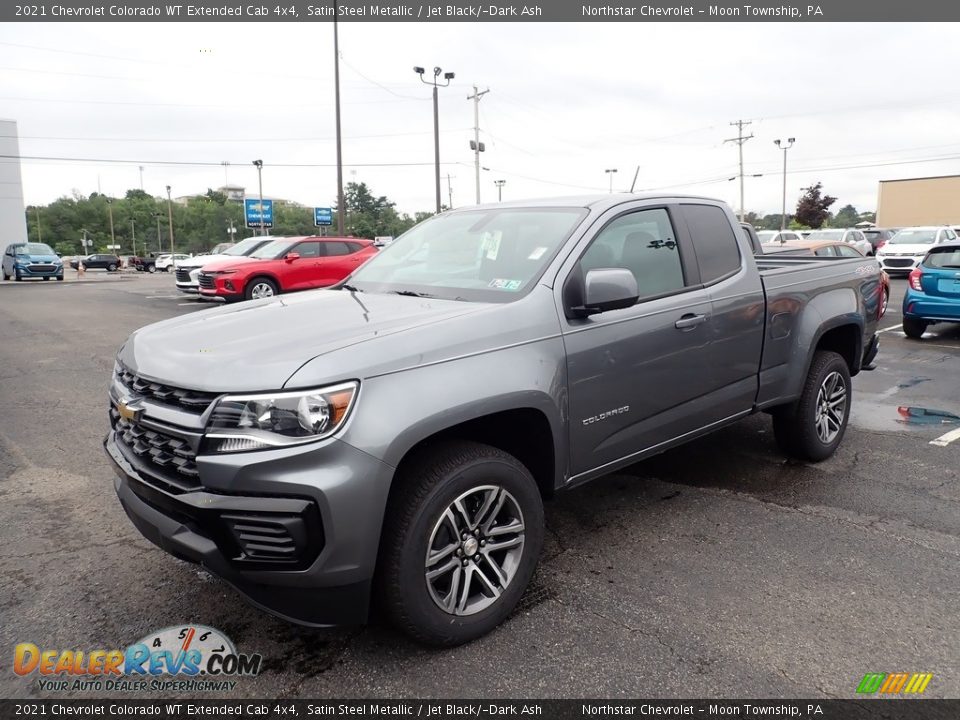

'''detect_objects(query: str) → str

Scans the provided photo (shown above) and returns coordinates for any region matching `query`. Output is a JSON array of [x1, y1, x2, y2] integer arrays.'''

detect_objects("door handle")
[[674, 313, 707, 330]]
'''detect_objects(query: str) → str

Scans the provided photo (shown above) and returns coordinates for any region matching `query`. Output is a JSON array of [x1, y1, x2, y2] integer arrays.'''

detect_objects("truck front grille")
[[111, 410, 200, 494], [116, 365, 218, 414], [198, 273, 215, 289]]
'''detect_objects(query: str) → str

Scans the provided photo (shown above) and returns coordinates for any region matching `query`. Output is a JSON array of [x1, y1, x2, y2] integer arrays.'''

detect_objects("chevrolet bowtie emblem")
[[117, 399, 143, 422]]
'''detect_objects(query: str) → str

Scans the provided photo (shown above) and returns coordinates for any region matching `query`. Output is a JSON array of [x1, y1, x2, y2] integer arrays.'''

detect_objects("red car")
[[198, 236, 376, 302]]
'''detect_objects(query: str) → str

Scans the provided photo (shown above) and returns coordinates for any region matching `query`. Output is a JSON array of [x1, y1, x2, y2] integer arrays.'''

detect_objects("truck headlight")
[[204, 382, 358, 453]]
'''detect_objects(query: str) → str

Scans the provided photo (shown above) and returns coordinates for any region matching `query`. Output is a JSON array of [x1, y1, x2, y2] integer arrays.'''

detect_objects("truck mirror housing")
[[576, 268, 639, 316]]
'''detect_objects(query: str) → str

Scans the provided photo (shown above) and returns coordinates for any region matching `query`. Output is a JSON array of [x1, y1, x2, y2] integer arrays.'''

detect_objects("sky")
[[3, 21, 960, 219]]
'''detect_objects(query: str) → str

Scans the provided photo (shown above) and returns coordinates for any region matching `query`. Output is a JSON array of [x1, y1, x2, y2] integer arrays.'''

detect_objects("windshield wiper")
[[392, 289, 434, 298], [340, 283, 362, 292]]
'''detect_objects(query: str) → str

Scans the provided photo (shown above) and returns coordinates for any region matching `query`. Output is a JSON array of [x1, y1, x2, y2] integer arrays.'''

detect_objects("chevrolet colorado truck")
[[105, 195, 882, 646]]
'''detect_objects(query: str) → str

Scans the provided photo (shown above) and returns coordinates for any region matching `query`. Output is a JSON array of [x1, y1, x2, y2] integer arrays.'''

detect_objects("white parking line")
[[930, 427, 960, 447], [877, 324, 903, 334]]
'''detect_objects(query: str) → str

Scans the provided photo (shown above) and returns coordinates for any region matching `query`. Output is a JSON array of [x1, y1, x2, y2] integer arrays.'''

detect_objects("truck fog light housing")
[[203, 382, 358, 453]]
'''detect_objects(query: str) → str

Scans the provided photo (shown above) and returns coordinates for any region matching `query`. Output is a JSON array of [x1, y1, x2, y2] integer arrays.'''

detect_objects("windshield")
[[16, 243, 55, 255], [805, 230, 844, 241], [250, 239, 297, 259], [348, 208, 587, 302], [862, 231, 881, 240], [222, 237, 265, 256], [925, 247, 960, 268], [756, 231, 778, 243], [889, 229, 937, 245]]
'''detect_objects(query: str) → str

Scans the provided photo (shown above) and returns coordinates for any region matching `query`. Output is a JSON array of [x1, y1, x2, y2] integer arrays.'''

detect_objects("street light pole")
[[415, 65, 455, 214], [253, 160, 265, 236], [494, 179, 506, 202], [605, 168, 618, 194], [165, 185, 175, 261], [333, 6, 345, 236], [34, 207, 42, 243], [774, 138, 795, 231], [106, 198, 116, 250], [131, 220, 136, 258], [154, 213, 162, 252]]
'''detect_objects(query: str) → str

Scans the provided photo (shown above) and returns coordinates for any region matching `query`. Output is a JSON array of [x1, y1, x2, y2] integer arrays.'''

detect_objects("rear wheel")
[[378, 441, 544, 646], [902, 317, 927, 339], [773, 350, 851, 462], [245, 277, 278, 301], [147, 265, 156, 274], [108, 263, 117, 272]]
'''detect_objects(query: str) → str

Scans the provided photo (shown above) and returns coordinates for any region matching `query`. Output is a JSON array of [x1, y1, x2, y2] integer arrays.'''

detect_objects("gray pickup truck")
[[105, 195, 882, 646]]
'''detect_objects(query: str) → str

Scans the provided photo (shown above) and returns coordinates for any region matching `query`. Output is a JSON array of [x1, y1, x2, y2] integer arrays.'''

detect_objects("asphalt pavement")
[[0, 271, 958, 699]]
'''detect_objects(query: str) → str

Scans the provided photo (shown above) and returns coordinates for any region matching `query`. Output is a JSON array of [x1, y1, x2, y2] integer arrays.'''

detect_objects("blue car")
[[902, 240, 960, 338], [2, 242, 64, 281]]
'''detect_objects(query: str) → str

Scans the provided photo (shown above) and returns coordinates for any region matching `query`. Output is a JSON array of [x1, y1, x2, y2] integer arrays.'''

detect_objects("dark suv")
[[862, 228, 899, 253], [69, 254, 121, 271]]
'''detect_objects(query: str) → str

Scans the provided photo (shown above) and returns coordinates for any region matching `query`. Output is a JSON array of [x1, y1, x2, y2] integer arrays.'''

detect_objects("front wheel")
[[902, 317, 927, 339], [772, 350, 851, 462], [378, 441, 544, 646], [14, 269, 22, 281], [147, 265, 156, 274], [108, 263, 117, 272], [245, 277, 278, 301]]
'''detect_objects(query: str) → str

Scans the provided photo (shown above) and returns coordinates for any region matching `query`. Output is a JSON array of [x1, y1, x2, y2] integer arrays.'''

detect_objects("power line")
[[0, 154, 460, 169], [724, 119, 753, 221], [4, 129, 472, 143]]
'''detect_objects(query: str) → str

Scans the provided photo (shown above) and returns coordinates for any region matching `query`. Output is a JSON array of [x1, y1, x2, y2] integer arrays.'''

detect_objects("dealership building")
[[0, 119, 28, 245], [876, 174, 960, 227]]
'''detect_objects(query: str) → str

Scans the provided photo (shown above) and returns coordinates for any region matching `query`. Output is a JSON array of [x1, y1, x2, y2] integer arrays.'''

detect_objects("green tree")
[[794, 182, 837, 229], [831, 204, 859, 228]]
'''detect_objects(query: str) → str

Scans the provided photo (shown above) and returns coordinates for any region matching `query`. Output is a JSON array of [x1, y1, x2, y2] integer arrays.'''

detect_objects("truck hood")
[[119, 289, 490, 392]]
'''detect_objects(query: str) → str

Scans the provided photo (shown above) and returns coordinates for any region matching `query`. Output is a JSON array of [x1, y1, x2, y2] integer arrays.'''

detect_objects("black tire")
[[147, 265, 156, 274], [244, 276, 279, 301], [108, 263, 117, 272], [14, 269, 22, 281], [2, 271, 8, 281], [43, 276, 50, 281], [377, 440, 544, 647], [56, 275, 63, 282], [902, 317, 927, 339], [772, 350, 851, 462]]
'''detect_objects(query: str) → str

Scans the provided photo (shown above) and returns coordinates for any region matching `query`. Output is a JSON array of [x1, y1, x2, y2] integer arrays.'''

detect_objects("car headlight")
[[204, 382, 358, 453]]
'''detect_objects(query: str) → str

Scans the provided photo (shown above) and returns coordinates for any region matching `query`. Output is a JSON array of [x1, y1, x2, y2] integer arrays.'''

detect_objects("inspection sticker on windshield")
[[488, 279, 522, 291], [527, 246, 549, 260], [482, 232, 502, 260]]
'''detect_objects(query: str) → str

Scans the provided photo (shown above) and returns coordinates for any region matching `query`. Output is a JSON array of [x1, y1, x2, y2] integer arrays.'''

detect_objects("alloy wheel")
[[814, 371, 846, 444], [250, 282, 275, 299], [424, 485, 525, 616]]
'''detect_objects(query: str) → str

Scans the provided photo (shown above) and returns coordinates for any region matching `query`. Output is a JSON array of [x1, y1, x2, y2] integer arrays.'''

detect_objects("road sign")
[[106, 244, 121, 250], [245, 198, 274, 229], [314, 207, 333, 227]]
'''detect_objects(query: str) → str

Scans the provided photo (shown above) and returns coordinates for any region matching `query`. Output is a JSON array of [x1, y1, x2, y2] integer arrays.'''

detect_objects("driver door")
[[284, 240, 321, 290]]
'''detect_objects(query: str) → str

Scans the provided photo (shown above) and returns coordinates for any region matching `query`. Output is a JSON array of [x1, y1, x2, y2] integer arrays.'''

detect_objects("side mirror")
[[573, 268, 639, 316], [285, 252, 300, 262], [56, 252, 62, 258]]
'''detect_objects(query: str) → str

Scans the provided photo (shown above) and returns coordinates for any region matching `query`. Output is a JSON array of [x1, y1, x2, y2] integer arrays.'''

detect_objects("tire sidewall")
[[245, 278, 278, 301], [393, 455, 544, 644], [800, 353, 851, 461]]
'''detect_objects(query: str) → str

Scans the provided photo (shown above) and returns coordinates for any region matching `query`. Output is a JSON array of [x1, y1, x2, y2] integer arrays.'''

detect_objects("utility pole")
[[774, 138, 796, 231], [724, 120, 754, 222], [253, 160, 265, 236], [467, 85, 489, 204], [106, 198, 116, 252], [494, 179, 506, 202], [154, 213, 162, 252], [165, 185, 175, 261], [138, 166, 144, 191], [131, 220, 136, 258], [446, 173, 454, 209], [34, 207, 42, 243], [333, 6, 345, 235]]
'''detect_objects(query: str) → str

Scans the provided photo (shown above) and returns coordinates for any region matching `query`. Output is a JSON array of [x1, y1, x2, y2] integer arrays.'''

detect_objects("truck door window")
[[578, 208, 686, 299], [682, 204, 743, 284]]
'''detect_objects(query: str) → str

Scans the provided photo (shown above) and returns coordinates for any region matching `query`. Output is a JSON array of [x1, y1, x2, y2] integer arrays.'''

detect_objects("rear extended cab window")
[[681, 204, 743, 284]]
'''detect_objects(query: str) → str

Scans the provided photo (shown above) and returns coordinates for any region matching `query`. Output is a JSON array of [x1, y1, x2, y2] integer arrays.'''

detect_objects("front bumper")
[[878, 256, 923, 274], [104, 425, 394, 626], [14, 264, 63, 278]]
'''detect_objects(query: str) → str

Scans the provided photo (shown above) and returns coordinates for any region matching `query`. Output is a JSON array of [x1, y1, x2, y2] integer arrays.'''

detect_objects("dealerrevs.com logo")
[[13, 625, 262, 693]]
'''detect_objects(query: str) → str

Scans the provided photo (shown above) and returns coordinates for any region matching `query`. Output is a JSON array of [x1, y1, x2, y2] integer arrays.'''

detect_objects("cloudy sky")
[[3, 21, 960, 218]]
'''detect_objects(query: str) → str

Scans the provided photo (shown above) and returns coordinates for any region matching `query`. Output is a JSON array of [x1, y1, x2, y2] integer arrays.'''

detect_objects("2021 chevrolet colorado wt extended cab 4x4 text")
[[105, 194, 882, 646]]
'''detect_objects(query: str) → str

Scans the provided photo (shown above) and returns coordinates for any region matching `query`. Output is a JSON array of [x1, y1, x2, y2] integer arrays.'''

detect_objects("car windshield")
[[805, 230, 845, 241], [249, 238, 297, 259], [347, 207, 587, 302], [16, 243, 55, 255], [924, 247, 960, 268], [890, 230, 937, 245], [756, 231, 778, 243], [222, 238, 265, 256]]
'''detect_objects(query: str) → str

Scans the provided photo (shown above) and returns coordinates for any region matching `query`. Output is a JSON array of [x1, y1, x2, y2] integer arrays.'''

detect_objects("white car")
[[174, 237, 273, 293], [804, 228, 873, 257], [876, 226, 958, 275], [154, 253, 191, 272], [756, 230, 806, 245]]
